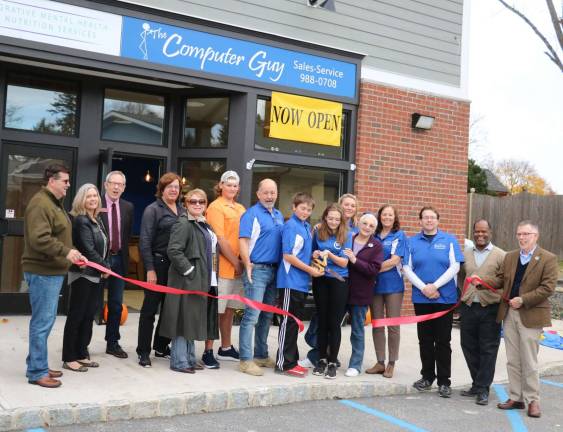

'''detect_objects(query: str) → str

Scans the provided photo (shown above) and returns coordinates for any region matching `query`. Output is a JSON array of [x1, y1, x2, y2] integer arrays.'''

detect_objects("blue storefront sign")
[[121, 17, 356, 99]]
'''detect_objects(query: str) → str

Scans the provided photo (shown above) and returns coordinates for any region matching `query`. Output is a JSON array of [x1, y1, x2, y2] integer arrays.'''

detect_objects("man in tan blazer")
[[492, 220, 558, 418], [458, 219, 505, 406]]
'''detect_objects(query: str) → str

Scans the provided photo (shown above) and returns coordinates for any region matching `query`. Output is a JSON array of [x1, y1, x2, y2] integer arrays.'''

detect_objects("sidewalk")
[[1, 314, 562, 431]]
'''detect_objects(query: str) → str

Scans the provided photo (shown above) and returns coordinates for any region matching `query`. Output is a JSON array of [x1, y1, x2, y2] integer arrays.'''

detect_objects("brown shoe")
[[365, 363, 385, 374], [48, 369, 63, 378], [383, 363, 394, 378], [497, 399, 526, 410], [28, 376, 62, 388], [528, 401, 541, 418]]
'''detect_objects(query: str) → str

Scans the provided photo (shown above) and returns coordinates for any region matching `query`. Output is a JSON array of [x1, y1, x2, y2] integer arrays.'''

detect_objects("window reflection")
[[4, 75, 78, 136], [255, 98, 348, 159], [179, 159, 226, 201], [183, 98, 229, 148], [6, 154, 70, 219], [102, 89, 165, 146], [251, 163, 342, 224]]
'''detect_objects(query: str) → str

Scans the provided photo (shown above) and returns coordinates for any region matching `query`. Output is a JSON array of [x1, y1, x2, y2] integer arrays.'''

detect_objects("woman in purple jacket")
[[343, 213, 383, 377]]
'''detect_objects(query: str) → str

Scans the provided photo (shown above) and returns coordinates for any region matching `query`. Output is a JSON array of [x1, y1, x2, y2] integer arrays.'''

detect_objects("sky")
[[468, 0, 563, 193]]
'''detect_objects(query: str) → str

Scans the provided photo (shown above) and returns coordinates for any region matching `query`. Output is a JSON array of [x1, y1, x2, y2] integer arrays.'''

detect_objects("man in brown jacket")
[[458, 219, 505, 406], [22, 164, 83, 388], [492, 220, 558, 418]]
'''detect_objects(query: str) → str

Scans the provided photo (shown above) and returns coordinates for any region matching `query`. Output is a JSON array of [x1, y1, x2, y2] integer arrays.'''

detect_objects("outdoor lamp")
[[411, 113, 435, 130], [306, 0, 336, 11]]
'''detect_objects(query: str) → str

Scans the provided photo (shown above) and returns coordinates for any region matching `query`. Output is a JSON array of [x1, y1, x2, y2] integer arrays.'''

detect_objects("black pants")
[[460, 302, 501, 393], [136, 256, 171, 355], [62, 277, 101, 362], [312, 276, 348, 363], [414, 302, 455, 386], [276, 288, 306, 371]]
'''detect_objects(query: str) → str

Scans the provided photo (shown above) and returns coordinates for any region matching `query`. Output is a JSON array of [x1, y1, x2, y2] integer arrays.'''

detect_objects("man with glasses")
[[238, 179, 284, 376], [492, 220, 558, 418], [23, 164, 83, 388], [100, 171, 134, 359]]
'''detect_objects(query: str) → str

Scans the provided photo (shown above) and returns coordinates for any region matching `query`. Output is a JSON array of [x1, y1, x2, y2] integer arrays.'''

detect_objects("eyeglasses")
[[187, 199, 206, 205], [106, 181, 125, 188], [516, 232, 537, 237], [55, 177, 70, 184]]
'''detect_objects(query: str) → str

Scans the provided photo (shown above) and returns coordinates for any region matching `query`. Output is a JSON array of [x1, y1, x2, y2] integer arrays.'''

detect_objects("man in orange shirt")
[[205, 171, 246, 367]]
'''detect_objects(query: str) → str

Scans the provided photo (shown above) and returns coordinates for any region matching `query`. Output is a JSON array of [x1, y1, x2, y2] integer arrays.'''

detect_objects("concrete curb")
[[2, 362, 563, 431]]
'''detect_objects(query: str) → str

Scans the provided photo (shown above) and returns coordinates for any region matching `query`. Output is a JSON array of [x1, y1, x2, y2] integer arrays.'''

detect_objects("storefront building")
[[0, 0, 469, 314]]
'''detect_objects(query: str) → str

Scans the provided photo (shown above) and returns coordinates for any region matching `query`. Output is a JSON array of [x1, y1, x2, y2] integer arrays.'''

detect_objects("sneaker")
[[412, 378, 433, 392], [254, 357, 276, 368], [138, 353, 152, 368], [201, 350, 220, 369], [217, 345, 240, 361], [344, 367, 359, 377], [438, 384, 452, 398], [239, 360, 264, 376], [325, 363, 337, 379], [294, 364, 308, 373], [281, 366, 307, 378], [298, 357, 314, 368], [155, 347, 171, 359], [313, 359, 327, 376]]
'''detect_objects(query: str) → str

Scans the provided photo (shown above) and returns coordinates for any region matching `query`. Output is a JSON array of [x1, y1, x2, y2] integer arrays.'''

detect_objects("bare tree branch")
[[497, 0, 563, 73], [546, 0, 563, 50]]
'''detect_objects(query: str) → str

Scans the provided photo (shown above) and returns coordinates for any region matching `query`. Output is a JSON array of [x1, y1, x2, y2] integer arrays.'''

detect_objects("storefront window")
[[179, 159, 227, 201], [255, 98, 348, 159], [251, 163, 342, 224], [183, 97, 229, 148], [102, 89, 165, 146], [4, 75, 78, 136]]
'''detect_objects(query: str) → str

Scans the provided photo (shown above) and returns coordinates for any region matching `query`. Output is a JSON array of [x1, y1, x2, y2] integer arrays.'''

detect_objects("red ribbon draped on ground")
[[371, 276, 501, 328], [79, 261, 304, 332]]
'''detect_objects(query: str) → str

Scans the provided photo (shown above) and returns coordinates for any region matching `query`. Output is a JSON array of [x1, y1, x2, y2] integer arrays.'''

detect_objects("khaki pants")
[[371, 292, 403, 362], [503, 308, 542, 404]]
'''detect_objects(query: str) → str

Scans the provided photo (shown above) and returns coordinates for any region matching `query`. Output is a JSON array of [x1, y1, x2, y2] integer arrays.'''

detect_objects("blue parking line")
[[340, 399, 429, 432], [491, 384, 528, 432], [26, 429, 45, 432], [541, 379, 563, 389]]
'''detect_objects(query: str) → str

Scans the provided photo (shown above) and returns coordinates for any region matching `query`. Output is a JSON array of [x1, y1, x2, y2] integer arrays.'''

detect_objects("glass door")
[[0, 142, 76, 313]]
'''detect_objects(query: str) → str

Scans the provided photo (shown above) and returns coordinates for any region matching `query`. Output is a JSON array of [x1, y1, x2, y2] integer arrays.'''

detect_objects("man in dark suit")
[[492, 220, 558, 419], [100, 170, 134, 359]]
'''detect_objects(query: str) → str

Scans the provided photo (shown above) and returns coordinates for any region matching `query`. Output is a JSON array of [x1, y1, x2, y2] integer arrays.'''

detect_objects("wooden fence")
[[467, 192, 563, 259]]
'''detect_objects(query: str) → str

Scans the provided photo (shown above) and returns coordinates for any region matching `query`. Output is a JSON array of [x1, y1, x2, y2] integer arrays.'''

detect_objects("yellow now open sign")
[[269, 92, 343, 146]]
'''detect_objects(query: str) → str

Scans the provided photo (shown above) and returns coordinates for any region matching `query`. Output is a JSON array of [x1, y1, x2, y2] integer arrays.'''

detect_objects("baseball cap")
[[220, 170, 240, 184]]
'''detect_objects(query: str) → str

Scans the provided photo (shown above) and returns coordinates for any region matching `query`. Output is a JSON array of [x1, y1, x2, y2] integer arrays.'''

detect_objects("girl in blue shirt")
[[338, 193, 359, 235], [366, 205, 407, 379], [311, 204, 352, 379]]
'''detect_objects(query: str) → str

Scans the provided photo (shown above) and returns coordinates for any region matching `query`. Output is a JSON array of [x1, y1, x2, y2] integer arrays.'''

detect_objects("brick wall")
[[355, 81, 470, 316]]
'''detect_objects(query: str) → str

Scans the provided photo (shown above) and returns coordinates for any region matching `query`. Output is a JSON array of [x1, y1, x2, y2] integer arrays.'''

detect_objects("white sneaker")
[[298, 358, 314, 368], [345, 367, 359, 377]]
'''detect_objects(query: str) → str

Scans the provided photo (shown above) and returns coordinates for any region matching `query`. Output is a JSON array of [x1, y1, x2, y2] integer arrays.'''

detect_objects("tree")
[[468, 112, 493, 165], [468, 159, 488, 193], [48, 92, 77, 135], [497, 0, 563, 73], [493, 158, 554, 194]]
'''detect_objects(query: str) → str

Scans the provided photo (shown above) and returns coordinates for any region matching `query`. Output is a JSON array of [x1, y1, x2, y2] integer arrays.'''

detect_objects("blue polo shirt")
[[406, 230, 464, 304], [277, 214, 312, 292], [348, 220, 359, 235], [374, 230, 407, 294], [312, 230, 353, 279], [239, 202, 284, 264]]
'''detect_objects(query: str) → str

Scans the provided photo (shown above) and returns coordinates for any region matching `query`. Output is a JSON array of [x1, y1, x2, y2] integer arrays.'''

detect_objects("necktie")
[[111, 202, 120, 253]]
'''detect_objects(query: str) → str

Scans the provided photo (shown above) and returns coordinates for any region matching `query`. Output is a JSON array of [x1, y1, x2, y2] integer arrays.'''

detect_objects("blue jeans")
[[348, 305, 368, 372], [24, 272, 64, 381], [305, 312, 320, 364], [239, 265, 277, 361], [170, 336, 197, 369], [105, 254, 125, 345]]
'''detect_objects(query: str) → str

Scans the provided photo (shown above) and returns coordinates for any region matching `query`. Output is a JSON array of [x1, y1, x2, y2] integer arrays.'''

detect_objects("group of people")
[[22, 164, 558, 419]]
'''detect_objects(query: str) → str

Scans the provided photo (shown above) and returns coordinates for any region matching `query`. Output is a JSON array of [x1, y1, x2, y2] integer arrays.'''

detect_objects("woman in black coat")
[[62, 183, 109, 372]]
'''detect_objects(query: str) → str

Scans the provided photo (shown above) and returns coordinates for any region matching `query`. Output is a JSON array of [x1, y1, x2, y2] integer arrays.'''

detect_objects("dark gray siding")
[[119, 0, 464, 86]]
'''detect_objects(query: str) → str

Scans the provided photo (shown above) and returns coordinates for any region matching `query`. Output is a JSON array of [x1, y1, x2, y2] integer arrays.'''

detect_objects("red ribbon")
[[371, 276, 501, 328], [80, 261, 304, 332]]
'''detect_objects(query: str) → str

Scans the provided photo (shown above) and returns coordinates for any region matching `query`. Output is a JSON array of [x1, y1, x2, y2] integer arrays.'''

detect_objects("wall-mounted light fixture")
[[306, 0, 336, 11], [411, 113, 435, 130], [144, 170, 153, 183]]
